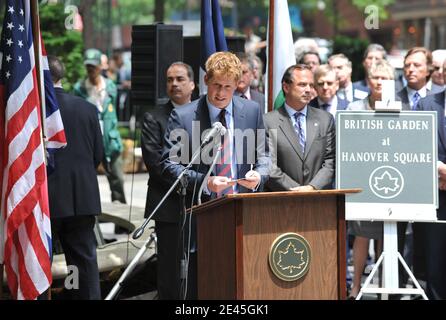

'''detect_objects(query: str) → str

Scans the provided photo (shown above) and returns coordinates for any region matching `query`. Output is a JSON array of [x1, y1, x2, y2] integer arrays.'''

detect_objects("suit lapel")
[[278, 106, 304, 160], [398, 87, 411, 110], [304, 107, 319, 159], [195, 96, 212, 139]]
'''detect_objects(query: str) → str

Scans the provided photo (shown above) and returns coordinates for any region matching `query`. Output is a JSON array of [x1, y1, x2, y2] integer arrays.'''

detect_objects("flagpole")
[[30, 0, 51, 300], [30, 0, 47, 163], [267, 0, 275, 112]]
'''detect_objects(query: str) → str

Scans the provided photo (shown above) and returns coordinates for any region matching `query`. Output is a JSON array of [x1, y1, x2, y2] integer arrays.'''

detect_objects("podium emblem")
[[269, 232, 311, 281]]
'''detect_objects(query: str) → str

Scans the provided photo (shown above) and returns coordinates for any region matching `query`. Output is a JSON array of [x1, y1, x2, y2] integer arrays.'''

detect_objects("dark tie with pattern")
[[293, 112, 306, 153], [215, 109, 233, 196]]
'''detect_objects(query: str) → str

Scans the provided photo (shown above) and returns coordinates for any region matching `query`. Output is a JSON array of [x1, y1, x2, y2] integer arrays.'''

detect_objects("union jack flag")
[[0, 0, 66, 299]]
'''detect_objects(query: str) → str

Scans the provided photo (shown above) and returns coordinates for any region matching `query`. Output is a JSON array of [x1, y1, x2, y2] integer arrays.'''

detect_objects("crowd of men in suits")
[[140, 43, 446, 301], [46, 41, 446, 300]]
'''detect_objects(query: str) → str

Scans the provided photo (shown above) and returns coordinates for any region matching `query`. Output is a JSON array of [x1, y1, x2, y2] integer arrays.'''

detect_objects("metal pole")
[[105, 232, 157, 300], [267, 0, 275, 112]]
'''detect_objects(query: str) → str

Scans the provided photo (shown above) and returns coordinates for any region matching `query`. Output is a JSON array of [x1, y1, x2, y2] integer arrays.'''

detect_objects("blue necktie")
[[412, 92, 421, 110], [215, 109, 233, 196], [293, 112, 306, 153]]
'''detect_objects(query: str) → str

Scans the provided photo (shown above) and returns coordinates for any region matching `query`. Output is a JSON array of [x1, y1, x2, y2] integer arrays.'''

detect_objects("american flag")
[[0, 0, 66, 299]]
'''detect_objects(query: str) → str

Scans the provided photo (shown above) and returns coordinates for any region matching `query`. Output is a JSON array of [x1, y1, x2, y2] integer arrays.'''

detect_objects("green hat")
[[84, 48, 102, 66]]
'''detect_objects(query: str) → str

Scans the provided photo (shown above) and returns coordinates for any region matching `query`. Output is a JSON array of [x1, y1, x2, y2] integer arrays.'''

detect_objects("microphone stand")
[[105, 132, 220, 300], [197, 141, 222, 205]]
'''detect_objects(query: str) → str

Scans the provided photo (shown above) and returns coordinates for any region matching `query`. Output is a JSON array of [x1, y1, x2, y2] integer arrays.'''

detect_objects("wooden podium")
[[192, 189, 360, 300]]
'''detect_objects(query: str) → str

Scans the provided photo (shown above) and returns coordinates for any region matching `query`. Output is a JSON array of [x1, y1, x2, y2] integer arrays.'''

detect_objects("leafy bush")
[[39, 3, 85, 92], [332, 35, 370, 82]]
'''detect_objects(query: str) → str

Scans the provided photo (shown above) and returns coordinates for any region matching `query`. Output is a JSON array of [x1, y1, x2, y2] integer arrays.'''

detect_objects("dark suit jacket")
[[417, 91, 446, 178], [48, 88, 103, 218], [141, 101, 181, 222], [235, 90, 265, 111], [264, 105, 335, 191], [353, 79, 370, 95], [415, 90, 446, 299], [308, 96, 349, 111], [396, 86, 432, 111], [250, 90, 265, 110], [160, 95, 270, 204]]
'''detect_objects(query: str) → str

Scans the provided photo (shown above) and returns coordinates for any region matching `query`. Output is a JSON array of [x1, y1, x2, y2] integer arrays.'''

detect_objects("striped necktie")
[[293, 112, 306, 153], [215, 109, 233, 196], [412, 91, 421, 110]]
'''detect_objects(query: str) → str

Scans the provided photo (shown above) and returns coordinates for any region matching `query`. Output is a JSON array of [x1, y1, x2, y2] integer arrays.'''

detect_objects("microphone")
[[201, 121, 226, 146]]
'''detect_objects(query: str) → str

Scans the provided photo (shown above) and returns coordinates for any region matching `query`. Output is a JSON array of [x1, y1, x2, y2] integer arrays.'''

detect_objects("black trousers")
[[155, 220, 197, 300], [52, 215, 101, 300]]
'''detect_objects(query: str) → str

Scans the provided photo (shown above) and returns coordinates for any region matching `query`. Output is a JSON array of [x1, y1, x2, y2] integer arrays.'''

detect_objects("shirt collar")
[[317, 95, 336, 108], [284, 103, 307, 119], [171, 100, 190, 108], [207, 96, 233, 121], [407, 85, 427, 99], [243, 87, 251, 100]]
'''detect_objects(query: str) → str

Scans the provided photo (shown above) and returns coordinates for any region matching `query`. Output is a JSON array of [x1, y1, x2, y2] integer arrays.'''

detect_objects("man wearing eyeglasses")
[[308, 64, 348, 117]]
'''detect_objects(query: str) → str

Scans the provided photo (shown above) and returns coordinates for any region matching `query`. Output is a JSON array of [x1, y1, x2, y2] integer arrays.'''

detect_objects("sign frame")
[[336, 110, 438, 222]]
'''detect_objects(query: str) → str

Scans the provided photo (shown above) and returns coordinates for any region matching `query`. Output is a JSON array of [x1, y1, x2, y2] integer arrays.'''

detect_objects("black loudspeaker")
[[183, 36, 246, 100], [131, 24, 183, 112]]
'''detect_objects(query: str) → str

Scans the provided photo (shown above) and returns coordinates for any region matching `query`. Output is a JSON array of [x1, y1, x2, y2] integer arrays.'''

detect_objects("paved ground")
[[98, 172, 158, 300], [98, 172, 148, 209]]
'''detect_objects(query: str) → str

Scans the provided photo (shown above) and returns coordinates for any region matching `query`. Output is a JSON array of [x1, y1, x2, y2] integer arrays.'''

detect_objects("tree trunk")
[[154, 0, 164, 22], [79, 0, 96, 49]]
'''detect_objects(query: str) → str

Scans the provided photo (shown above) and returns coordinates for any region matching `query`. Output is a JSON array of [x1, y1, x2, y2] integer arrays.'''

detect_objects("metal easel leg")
[[397, 252, 428, 300], [356, 252, 384, 300], [355, 221, 428, 300], [105, 232, 157, 300]]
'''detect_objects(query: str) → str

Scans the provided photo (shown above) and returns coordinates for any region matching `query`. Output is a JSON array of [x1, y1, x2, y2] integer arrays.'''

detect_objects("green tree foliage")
[[39, 2, 85, 91], [111, 0, 155, 25], [351, 0, 395, 19], [332, 35, 369, 81]]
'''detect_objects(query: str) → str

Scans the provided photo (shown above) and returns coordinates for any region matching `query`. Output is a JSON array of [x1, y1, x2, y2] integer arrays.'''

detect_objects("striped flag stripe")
[[32, 202, 50, 255], [5, 70, 35, 121], [14, 231, 39, 299], [6, 145, 45, 235], [21, 213, 51, 286], [7, 108, 39, 168]]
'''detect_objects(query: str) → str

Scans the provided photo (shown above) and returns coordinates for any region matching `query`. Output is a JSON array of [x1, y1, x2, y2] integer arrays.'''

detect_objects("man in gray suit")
[[264, 64, 335, 192], [397, 47, 433, 110], [235, 52, 265, 110]]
